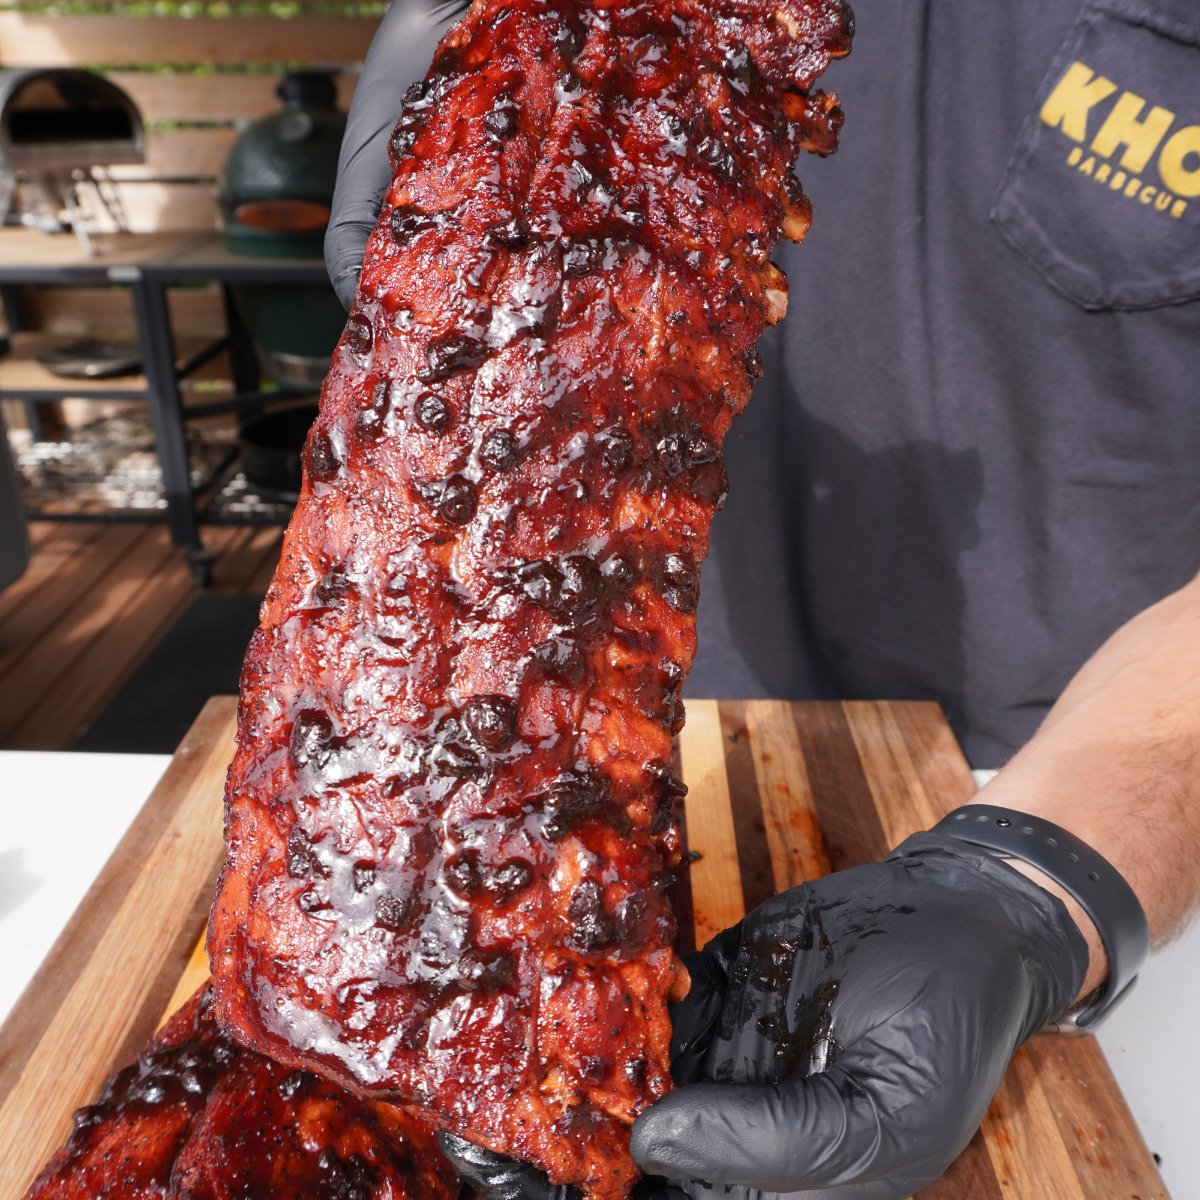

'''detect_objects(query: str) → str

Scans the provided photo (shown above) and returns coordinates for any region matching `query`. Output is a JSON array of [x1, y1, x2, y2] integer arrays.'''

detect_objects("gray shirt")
[[688, 0, 1200, 766]]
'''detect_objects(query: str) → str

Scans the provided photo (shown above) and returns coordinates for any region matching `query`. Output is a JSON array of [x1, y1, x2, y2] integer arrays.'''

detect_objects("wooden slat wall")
[[0, 3, 375, 233], [111, 70, 358, 123], [0, 12, 377, 67], [2, 2, 373, 343], [113, 128, 239, 180], [88, 181, 225, 233]]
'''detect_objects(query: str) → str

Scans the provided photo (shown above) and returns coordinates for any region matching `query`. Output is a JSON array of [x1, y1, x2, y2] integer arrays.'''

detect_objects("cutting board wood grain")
[[0, 697, 1167, 1200]]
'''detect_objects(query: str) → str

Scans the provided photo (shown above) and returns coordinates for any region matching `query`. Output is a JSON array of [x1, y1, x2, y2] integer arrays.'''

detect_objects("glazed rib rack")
[[208, 0, 851, 1195]]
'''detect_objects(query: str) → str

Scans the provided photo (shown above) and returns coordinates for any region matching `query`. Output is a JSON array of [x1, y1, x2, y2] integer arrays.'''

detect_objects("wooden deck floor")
[[0, 521, 282, 751]]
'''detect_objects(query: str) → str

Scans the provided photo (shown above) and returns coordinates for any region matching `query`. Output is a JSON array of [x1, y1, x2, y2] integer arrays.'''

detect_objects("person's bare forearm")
[[978, 571, 1200, 996]]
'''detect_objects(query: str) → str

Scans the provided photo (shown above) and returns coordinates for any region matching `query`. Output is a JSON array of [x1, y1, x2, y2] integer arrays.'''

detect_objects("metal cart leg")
[[1, 282, 22, 334], [21, 399, 48, 443], [130, 277, 212, 585], [2, 287, 52, 443], [221, 282, 262, 399]]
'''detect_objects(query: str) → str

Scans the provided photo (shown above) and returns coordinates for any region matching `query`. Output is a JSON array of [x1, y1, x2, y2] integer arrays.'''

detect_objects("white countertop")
[[0, 752, 1192, 1194], [0, 751, 170, 1025]]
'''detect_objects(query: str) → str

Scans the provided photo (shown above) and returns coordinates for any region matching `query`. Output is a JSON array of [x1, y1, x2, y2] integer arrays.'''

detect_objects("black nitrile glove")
[[325, 0, 469, 309], [631, 832, 1088, 1198], [441, 832, 1087, 1199]]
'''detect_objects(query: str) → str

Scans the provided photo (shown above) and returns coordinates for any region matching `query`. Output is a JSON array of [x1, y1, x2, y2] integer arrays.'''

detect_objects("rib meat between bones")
[[208, 1, 850, 1195], [24, 986, 458, 1200]]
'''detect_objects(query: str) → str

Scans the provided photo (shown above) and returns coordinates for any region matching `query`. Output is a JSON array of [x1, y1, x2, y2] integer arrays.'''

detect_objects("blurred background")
[[0, 0, 383, 753]]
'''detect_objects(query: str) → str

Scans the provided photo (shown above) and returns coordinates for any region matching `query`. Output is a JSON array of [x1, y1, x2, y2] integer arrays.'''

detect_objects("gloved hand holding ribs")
[[445, 832, 1086, 1199]]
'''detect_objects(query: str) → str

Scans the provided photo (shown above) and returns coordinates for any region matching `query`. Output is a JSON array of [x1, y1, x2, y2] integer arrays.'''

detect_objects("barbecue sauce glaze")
[[24, 986, 458, 1200], [209, 0, 850, 1195]]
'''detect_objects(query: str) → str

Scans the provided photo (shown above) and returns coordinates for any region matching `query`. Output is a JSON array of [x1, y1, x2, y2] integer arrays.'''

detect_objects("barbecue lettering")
[[1039, 60, 1197, 216]]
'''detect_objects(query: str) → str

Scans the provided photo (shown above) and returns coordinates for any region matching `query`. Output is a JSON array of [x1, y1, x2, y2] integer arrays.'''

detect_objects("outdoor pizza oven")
[[0, 69, 144, 248], [0, 68, 144, 174]]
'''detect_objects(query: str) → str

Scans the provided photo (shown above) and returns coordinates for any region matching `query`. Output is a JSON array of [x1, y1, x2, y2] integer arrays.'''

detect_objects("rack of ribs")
[[24, 986, 459, 1200], [208, 0, 850, 1195]]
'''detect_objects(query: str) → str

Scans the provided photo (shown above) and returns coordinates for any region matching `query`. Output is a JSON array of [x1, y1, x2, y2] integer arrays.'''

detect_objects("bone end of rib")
[[670, 957, 692, 1003], [775, 9, 803, 38], [782, 204, 812, 242], [764, 265, 789, 324]]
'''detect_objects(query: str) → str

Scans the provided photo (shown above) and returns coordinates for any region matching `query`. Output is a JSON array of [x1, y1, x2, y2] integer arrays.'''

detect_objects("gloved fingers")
[[326, 165, 390, 310], [667, 949, 728, 1081], [695, 919, 745, 976], [325, 0, 469, 308], [630, 1068, 893, 1195], [436, 1133, 578, 1200]]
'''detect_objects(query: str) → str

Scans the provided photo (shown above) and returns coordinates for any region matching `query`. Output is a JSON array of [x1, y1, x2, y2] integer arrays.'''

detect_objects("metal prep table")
[[0, 228, 331, 583]]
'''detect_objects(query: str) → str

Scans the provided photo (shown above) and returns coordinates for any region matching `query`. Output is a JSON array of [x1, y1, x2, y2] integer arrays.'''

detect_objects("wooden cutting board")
[[0, 697, 1167, 1200]]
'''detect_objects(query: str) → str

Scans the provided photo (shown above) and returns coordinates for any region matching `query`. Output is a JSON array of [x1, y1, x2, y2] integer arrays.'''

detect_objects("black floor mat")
[[74, 593, 261, 754]]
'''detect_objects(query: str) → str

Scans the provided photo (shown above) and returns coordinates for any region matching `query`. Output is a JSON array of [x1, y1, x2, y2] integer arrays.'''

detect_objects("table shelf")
[[0, 331, 233, 401], [1, 228, 332, 583]]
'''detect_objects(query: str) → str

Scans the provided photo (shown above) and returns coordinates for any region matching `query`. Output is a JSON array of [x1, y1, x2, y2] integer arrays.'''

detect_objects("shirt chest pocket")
[[991, 0, 1200, 311]]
